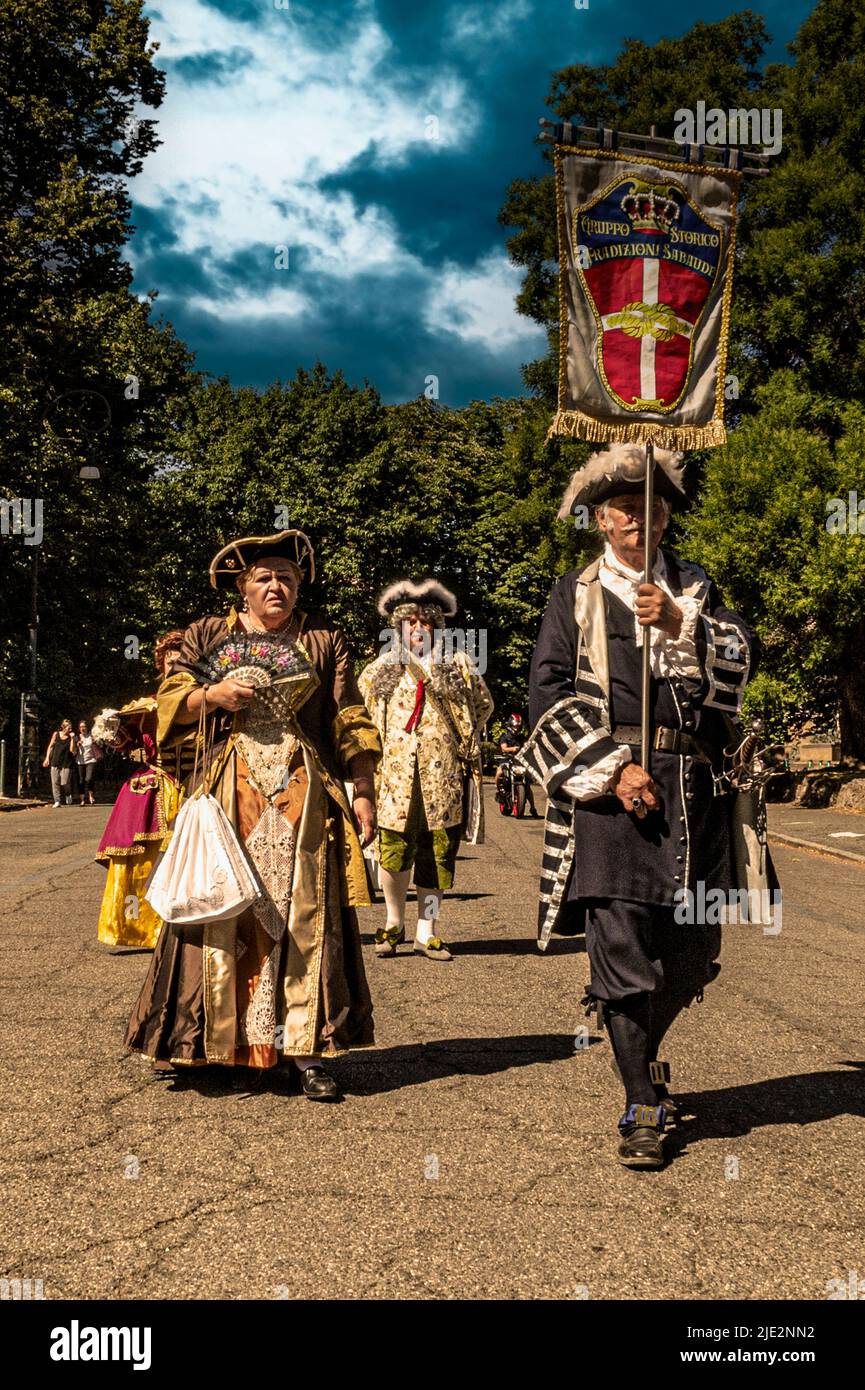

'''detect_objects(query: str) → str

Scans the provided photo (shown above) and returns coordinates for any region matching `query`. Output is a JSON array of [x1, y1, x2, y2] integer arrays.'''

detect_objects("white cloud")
[[184, 284, 308, 321], [423, 251, 545, 351], [133, 0, 533, 367], [135, 0, 473, 275], [446, 0, 532, 46]]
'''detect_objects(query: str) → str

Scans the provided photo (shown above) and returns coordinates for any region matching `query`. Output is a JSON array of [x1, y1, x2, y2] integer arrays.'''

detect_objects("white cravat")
[[599, 543, 702, 681], [559, 545, 702, 803]]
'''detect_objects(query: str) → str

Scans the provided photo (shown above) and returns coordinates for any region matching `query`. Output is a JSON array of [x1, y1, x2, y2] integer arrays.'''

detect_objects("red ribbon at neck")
[[404, 679, 425, 732]]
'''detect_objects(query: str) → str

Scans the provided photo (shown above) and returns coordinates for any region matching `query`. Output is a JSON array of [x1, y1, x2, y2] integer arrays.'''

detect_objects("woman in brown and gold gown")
[[125, 530, 381, 1100]]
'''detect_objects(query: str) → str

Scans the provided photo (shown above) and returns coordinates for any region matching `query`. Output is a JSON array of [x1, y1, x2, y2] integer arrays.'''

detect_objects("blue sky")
[[130, 0, 814, 406]]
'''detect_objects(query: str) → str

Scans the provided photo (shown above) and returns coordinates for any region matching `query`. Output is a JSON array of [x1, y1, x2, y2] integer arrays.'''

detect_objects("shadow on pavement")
[[149, 1033, 590, 1098], [338, 1033, 594, 1095], [446, 937, 586, 956], [664, 1063, 865, 1161], [357, 934, 586, 955], [141, 1050, 862, 1125]]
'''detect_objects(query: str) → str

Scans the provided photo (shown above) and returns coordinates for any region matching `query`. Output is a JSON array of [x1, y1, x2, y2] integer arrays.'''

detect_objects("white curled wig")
[[376, 577, 459, 630]]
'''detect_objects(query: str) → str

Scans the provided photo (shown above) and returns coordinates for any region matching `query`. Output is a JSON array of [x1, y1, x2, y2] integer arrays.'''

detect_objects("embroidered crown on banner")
[[620, 181, 681, 235]]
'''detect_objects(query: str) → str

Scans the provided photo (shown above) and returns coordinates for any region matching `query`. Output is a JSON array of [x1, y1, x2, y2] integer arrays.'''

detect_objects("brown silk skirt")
[[124, 753, 374, 1067]]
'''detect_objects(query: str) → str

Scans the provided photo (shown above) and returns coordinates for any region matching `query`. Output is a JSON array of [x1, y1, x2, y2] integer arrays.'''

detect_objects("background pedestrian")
[[75, 720, 100, 805], [43, 720, 77, 806]]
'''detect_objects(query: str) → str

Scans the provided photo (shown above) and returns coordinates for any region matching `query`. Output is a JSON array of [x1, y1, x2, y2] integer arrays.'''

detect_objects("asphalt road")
[[1, 793, 863, 1301], [768, 803, 865, 861]]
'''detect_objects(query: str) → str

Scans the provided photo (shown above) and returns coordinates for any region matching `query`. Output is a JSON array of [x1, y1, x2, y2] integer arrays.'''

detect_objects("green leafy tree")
[[681, 377, 865, 756], [735, 0, 865, 417], [144, 367, 399, 655], [0, 0, 195, 742]]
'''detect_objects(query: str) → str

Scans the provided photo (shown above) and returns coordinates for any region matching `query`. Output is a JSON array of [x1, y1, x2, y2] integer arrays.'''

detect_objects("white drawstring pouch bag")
[[146, 790, 260, 925]]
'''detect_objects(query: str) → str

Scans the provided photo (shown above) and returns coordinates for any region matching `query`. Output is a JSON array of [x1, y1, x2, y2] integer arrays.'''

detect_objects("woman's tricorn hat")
[[377, 577, 458, 629], [557, 442, 687, 519], [209, 530, 316, 589]]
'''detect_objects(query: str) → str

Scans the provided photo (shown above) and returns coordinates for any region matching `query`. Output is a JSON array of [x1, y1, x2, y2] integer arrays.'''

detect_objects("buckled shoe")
[[617, 1103, 666, 1169], [412, 936, 453, 961], [374, 925, 405, 957]]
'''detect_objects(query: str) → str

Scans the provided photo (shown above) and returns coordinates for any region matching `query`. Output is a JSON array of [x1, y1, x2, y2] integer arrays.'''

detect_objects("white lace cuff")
[[559, 744, 632, 802], [653, 594, 703, 680]]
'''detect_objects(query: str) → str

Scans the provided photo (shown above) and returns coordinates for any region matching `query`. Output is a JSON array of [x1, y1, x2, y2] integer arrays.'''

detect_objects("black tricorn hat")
[[209, 530, 316, 590], [557, 443, 687, 517]]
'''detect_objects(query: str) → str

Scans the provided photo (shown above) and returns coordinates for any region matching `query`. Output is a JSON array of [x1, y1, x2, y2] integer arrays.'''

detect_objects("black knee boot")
[[606, 995, 656, 1107], [607, 995, 666, 1168]]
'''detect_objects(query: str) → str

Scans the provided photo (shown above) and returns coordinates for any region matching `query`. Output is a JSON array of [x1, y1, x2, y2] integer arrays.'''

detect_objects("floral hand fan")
[[191, 633, 317, 707], [191, 633, 318, 799]]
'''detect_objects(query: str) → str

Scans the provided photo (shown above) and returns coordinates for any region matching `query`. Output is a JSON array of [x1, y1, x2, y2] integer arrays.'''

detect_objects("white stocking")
[[415, 887, 442, 945], [380, 868, 410, 931]]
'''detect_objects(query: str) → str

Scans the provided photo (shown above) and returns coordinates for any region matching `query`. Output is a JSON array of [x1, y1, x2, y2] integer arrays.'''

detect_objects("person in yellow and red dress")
[[94, 631, 187, 950]]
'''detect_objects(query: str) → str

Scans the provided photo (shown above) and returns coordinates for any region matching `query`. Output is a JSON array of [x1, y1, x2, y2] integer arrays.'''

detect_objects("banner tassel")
[[545, 410, 727, 451]]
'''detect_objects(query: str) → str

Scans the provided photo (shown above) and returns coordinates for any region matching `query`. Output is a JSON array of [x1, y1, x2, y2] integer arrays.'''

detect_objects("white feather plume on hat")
[[377, 577, 458, 619], [557, 442, 686, 519]]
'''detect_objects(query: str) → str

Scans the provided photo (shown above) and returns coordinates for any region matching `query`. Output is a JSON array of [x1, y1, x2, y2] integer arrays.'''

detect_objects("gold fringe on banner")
[[545, 410, 727, 451]]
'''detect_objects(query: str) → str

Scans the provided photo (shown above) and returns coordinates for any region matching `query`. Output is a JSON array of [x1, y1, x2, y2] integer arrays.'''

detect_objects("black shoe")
[[617, 1104, 666, 1169], [299, 1065, 341, 1102]]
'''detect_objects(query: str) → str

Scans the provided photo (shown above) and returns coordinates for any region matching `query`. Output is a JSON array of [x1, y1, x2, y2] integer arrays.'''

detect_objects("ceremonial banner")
[[549, 146, 741, 449]]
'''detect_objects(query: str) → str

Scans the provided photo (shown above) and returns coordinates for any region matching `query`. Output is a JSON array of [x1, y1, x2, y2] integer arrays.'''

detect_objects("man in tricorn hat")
[[516, 443, 760, 1168], [359, 578, 493, 961]]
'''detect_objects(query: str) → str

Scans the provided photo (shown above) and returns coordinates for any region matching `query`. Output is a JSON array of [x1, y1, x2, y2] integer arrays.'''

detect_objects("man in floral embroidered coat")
[[359, 578, 494, 961]]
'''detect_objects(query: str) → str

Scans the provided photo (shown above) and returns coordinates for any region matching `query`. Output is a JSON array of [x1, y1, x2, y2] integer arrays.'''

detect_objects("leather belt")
[[612, 724, 715, 763]]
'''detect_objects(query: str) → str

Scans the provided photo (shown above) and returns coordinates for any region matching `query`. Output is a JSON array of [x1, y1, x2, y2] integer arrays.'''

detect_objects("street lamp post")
[[16, 390, 105, 796], [17, 517, 42, 795]]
